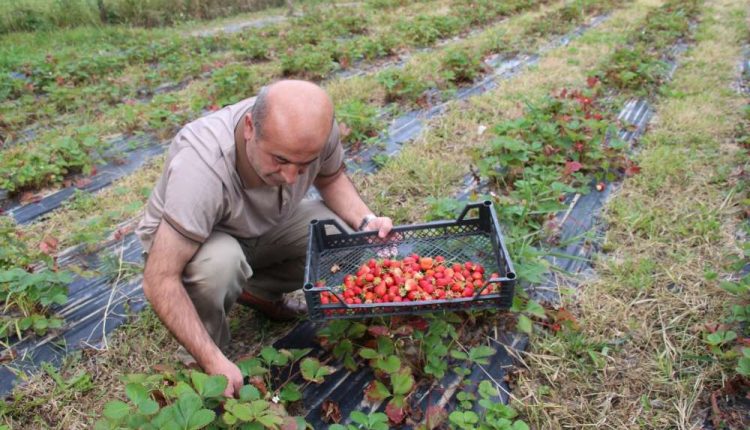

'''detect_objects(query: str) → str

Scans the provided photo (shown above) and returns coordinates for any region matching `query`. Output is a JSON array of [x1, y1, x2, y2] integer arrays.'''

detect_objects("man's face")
[[246, 132, 320, 187]]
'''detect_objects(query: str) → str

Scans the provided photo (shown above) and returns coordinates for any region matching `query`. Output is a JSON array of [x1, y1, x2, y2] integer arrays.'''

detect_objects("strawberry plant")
[[329, 411, 389, 430], [336, 99, 383, 148], [595, 46, 669, 96], [476, 86, 627, 193], [440, 47, 485, 85], [449, 380, 529, 430], [210, 63, 258, 107], [0, 129, 103, 193], [280, 45, 337, 80], [98, 349, 314, 429], [376, 68, 429, 104], [317, 320, 368, 371], [229, 35, 270, 61], [393, 14, 464, 47], [355, 34, 399, 61], [0, 267, 70, 338]]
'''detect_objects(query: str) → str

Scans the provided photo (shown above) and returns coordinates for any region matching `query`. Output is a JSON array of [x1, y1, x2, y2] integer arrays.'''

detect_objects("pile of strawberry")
[[319, 254, 500, 305]]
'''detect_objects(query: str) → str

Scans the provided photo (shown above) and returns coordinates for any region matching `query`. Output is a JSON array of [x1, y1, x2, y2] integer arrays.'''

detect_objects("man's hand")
[[362, 216, 393, 239], [205, 356, 244, 398]]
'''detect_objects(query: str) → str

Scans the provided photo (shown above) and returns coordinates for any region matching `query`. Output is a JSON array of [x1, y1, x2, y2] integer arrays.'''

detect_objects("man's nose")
[[280, 164, 300, 184]]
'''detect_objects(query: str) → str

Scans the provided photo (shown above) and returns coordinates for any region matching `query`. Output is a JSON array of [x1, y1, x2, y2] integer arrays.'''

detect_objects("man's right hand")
[[205, 356, 244, 398], [143, 221, 242, 398]]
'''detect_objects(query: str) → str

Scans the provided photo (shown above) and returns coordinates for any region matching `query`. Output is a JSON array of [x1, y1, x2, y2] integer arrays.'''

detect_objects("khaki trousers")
[[180, 199, 347, 351]]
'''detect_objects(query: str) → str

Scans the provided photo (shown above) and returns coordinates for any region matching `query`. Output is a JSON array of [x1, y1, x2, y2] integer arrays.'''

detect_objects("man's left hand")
[[363, 216, 393, 239]]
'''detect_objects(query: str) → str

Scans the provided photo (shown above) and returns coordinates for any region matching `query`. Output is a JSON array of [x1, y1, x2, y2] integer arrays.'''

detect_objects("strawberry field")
[[1, 0, 749, 428]]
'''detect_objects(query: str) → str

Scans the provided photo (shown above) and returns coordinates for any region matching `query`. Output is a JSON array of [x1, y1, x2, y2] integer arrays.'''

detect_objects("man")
[[135, 80, 393, 397]]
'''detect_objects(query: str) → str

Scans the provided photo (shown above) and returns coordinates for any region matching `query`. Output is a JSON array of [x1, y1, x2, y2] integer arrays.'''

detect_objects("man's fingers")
[[224, 385, 235, 398]]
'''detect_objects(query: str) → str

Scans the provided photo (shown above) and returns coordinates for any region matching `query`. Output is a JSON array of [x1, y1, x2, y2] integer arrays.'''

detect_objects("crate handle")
[[456, 200, 491, 222], [310, 218, 349, 237]]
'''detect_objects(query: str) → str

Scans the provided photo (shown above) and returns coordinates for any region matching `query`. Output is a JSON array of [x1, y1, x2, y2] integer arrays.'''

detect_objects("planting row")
[[0, 0, 531, 139], [0, 0, 553, 195], [95, 316, 528, 429], [0, 0, 561, 206], [462, 0, 700, 244]]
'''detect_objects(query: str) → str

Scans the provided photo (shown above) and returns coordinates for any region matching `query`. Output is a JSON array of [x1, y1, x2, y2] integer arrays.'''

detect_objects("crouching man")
[[135, 80, 392, 396]]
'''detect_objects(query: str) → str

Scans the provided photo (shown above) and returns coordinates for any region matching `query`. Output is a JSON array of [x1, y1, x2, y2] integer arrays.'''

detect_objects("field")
[[0, 0, 749, 428]]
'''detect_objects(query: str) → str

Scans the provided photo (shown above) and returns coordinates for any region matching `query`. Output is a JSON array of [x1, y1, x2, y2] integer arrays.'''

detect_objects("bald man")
[[135, 80, 392, 396]]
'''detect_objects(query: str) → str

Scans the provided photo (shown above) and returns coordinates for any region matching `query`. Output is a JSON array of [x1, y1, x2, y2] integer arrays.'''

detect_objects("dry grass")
[[512, 0, 749, 427]]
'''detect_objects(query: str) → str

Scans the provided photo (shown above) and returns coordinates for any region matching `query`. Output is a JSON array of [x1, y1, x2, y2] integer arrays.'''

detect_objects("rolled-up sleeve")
[[315, 119, 346, 185]]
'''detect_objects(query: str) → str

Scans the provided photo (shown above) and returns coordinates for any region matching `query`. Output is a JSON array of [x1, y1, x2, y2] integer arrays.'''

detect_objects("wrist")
[[358, 213, 377, 231]]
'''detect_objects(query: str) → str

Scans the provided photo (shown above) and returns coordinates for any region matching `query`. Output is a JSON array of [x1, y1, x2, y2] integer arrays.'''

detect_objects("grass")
[[512, 0, 749, 426]]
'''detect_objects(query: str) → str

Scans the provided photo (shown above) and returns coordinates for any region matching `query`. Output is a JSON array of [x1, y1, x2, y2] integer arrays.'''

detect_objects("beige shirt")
[[135, 97, 344, 252]]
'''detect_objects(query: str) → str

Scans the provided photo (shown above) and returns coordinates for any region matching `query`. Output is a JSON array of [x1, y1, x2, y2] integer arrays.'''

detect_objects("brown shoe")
[[237, 291, 307, 321]]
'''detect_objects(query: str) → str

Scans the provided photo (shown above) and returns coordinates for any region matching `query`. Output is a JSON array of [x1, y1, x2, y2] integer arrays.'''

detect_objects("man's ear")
[[243, 113, 255, 141]]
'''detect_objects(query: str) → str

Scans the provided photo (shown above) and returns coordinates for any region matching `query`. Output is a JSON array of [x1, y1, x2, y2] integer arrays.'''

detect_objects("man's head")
[[243, 80, 334, 187]]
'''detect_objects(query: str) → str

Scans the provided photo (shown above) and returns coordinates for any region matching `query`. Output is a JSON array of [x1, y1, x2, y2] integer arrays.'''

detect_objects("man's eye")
[[274, 157, 289, 164]]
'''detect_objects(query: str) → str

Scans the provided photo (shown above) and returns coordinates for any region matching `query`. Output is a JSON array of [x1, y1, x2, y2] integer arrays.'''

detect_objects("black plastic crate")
[[303, 201, 517, 321]]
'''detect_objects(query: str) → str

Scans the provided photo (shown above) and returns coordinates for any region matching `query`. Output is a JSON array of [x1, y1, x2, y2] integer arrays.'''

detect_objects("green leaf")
[[359, 348, 379, 359], [450, 350, 469, 360], [449, 410, 479, 426], [139, 398, 160, 416], [191, 372, 227, 398], [376, 355, 401, 374], [125, 383, 148, 406], [391, 371, 414, 396], [228, 402, 254, 421], [187, 409, 215, 430], [525, 300, 546, 319], [478, 380, 499, 399], [289, 348, 313, 363], [469, 345, 495, 365], [300, 357, 335, 383], [223, 411, 238, 425], [513, 420, 531, 430], [103, 400, 130, 421], [376, 336, 395, 355], [350, 411, 368, 426], [261, 346, 289, 366], [280, 383, 302, 402], [238, 358, 269, 378], [257, 414, 284, 428], [239, 384, 261, 401], [333, 339, 353, 359], [517, 315, 533, 334]]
